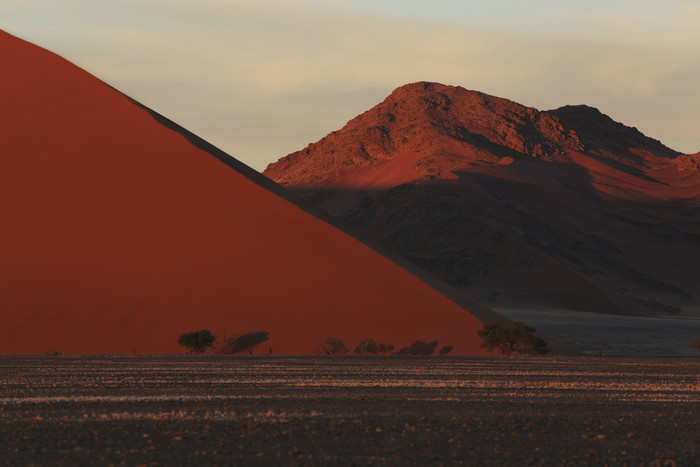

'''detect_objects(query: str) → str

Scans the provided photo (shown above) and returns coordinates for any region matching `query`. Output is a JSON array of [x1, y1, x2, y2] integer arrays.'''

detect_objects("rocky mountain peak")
[[549, 104, 680, 161], [264, 82, 583, 187]]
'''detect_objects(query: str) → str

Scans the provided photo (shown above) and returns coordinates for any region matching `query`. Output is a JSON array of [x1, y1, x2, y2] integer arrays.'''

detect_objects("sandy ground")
[[496, 307, 700, 357], [1, 355, 698, 466]]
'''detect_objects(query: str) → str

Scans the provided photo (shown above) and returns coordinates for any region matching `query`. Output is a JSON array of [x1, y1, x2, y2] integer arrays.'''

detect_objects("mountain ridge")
[[264, 81, 700, 318], [265, 81, 695, 193]]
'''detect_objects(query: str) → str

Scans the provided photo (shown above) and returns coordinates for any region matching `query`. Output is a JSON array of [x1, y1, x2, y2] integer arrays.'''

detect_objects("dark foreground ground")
[[1, 356, 698, 466]]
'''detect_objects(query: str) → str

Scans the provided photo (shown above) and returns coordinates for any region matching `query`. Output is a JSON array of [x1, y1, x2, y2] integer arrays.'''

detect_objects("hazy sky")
[[2, 0, 699, 170]]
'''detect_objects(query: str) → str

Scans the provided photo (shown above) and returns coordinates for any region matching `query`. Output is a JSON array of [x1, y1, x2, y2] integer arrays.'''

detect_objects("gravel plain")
[[1, 355, 698, 466]]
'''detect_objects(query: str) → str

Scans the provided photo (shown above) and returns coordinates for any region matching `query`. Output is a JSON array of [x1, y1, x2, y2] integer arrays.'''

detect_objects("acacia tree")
[[477, 324, 510, 354], [477, 322, 549, 356], [354, 338, 394, 355], [177, 329, 216, 353], [314, 337, 349, 355]]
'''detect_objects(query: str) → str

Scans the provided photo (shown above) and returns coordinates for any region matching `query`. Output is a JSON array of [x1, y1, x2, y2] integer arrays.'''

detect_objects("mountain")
[[265, 82, 700, 317], [0, 33, 501, 355]]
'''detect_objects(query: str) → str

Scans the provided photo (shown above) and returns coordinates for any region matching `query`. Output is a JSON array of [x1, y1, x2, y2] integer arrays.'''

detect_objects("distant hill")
[[0, 34, 497, 355], [265, 81, 700, 316]]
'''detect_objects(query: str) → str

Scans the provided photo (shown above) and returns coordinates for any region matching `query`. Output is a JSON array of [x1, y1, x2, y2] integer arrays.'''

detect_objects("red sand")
[[0, 31, 490, 355]]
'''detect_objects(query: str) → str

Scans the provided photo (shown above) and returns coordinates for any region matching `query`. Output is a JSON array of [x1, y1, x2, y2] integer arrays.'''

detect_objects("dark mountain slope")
[[265, 82, 700, 316]]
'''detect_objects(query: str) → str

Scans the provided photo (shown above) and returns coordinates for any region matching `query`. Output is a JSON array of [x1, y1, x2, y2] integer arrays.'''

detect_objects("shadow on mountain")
[[284, 160, 697, 317]]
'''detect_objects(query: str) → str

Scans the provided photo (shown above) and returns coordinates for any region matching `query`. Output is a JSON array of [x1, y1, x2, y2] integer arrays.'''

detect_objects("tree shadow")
[[398, 340, 439, 355], [218, 331, 270, 354]]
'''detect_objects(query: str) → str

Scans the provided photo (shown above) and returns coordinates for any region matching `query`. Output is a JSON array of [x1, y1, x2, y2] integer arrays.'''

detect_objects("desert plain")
[[1, 355, 698, 465]]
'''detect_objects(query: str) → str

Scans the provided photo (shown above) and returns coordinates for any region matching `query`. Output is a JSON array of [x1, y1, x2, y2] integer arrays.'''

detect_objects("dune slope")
[[0, 33, 493, 355]]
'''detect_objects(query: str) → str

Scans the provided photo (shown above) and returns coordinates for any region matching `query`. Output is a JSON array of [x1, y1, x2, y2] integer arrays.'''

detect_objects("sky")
[[1, 0, 699, 171]]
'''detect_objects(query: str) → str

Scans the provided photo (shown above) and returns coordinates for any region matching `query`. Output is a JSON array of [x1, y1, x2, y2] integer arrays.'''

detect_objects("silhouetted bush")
[[354, 338, 394, 355], [354, 338, 377, 354], [438, 345, 454, 356], [43, 350, 62, 357], [398, 340, 438, 355], [478, 323, 509, 354], [688, 338, 700, 353], [477, 322, 549, 356], [177, 329, 216, 353], [218, 331, 270, 354], [314, 337, 349, 355]]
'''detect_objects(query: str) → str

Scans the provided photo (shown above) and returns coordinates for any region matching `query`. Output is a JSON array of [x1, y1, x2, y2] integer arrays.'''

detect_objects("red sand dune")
[[0, 31, 498, 355], [265, 82, 700, 317]]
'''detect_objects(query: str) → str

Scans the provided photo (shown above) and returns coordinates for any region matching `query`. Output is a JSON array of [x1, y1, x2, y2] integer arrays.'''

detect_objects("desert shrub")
[[523, 335, 549, 356], [177, 329, 216, 353], [438, 345, 454, 356], [512, 322, 549, 355], [398, 340, 438, 355], [218, 331, 270, 354], [43, 350, 62, 357], [478, 323, 510, 354], [688, 338, 700, 353], [477, 322, 549, 356], [354, 338, 395, 355], [355, 338, 378, 354], [326, 337, 349, 355], [314, 337, 349, 355]]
